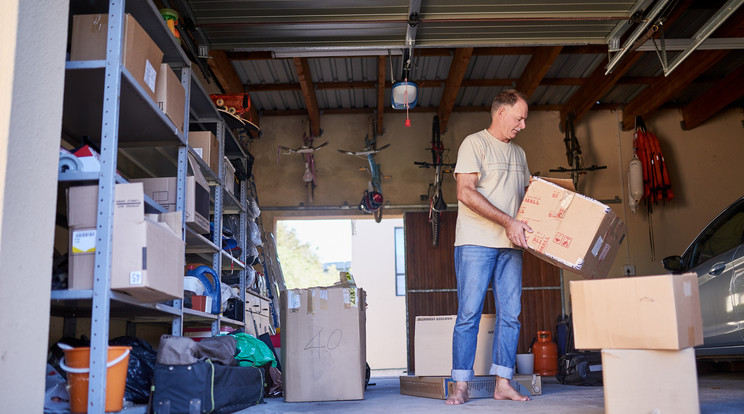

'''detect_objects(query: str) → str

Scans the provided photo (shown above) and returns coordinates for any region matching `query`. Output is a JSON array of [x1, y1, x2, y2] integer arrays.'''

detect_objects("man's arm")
[[456, 172, 532, 248]]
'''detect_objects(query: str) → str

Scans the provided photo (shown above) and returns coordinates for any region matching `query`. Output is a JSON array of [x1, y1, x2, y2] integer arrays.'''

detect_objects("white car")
[[663, 196, 744, 356]]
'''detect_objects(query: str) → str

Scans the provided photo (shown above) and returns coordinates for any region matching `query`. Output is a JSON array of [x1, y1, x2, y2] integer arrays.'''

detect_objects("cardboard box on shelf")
[[66, 183, 185, 302], [570, 273, 703, 350], [189, 131, 220, 175], [399, 375, 541, 399], [515, 177, 626, 279], [602, 348, 699, 414], [281, 285, 366, 402], [132, 153, 210, 234], [70, 13, 163, 103], [155, 63, 185, 133], [414, 315, 496, 377]]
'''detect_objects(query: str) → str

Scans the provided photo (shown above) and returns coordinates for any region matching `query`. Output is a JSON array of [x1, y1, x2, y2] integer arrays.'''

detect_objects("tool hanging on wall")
[[549, 114, 606, 191], [633, 115, 674, 259], [634, 116, 674, 208]]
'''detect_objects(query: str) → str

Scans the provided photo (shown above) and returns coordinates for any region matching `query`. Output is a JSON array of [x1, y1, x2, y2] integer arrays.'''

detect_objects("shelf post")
[[88, 0, 126, 412]]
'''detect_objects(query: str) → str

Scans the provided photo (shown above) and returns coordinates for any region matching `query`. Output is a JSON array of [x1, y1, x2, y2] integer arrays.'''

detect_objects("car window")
[[689, 201, 744, 267]]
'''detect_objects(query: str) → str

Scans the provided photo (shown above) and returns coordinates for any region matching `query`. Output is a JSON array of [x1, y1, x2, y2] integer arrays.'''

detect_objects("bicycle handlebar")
[[414, 161, 456, 168]]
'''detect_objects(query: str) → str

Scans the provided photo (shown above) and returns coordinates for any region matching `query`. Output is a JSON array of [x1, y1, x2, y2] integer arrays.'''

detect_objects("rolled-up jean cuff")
[[451, 369, 474, 382], [491, 364, 513, 379]]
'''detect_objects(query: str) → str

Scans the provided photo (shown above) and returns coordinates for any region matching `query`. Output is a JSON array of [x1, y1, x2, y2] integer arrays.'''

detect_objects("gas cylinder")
[[533, 330, 558, 376]]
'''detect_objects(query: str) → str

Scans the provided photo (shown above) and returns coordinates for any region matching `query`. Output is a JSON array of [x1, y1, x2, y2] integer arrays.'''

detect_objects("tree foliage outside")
[[276, 222, 339, 289]]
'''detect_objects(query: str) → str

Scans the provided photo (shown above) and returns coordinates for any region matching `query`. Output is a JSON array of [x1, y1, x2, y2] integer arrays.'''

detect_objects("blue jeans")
[[451, 245, 523, 382]]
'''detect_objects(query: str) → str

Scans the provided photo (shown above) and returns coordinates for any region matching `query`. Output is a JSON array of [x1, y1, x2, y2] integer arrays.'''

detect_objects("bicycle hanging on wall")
[[277, 131, 328, 204], [414, 115, 456, 246], [549, 114, 606, 191], [338, 120, 389, 223]]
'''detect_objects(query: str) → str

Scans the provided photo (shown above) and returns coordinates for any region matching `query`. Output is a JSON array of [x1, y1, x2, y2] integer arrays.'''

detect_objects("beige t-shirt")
[[454, 129, 530, 248]]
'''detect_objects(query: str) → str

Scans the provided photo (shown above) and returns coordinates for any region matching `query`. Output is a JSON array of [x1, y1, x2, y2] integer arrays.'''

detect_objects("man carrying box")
[[446, 89, 533, 405]]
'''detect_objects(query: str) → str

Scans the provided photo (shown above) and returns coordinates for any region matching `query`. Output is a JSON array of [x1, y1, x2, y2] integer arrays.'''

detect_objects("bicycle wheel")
[[431, 209, 440, 247]]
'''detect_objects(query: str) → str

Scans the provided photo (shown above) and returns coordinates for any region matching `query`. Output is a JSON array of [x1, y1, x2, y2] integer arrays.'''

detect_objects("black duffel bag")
[[151, 360, 264, 413], [556, 351, 603, 386]]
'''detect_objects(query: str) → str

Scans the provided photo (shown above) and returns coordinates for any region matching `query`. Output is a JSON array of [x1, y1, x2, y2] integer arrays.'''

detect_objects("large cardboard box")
[[602, 348, 699, 414], [516, 177, 626, 279], [281, 285, 366, 402], [67, 183, 185, 302], [70, 14, 163, 103], [399, 375, 541, 399], [570, 274, 703, 350], [132, 153, 211, 234], [189, 131, 220, 175], [156, 63, 185, 133], [414, 315, 496, 377]]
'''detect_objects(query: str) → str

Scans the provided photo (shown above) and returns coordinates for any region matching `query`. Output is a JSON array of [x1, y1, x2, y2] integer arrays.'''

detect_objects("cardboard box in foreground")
[[571, 273, 703, 350], [281, 285, 366, 402], [414, 315, 496, 377], [399, 375, 541, 399], [516, 177, 625, 279], [602, 348, 699, 414]]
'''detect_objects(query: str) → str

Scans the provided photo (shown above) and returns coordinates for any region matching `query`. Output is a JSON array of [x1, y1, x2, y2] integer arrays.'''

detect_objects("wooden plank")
[[377, 56, 386, 135], [559, 0, 694, 131], [293, 57, 321, 136], [681, 63, 744, 130], [207, 50, 244, 94], [207, 49, 260, 127], [516, 46, 563, 98], [621, 49, 730, 130], [621, 7, 744, 130], [438, 47, 473, 133]]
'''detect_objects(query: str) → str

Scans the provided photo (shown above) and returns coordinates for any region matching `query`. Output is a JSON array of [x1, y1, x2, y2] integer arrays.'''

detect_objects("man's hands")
[[505, 218, 532, 249]]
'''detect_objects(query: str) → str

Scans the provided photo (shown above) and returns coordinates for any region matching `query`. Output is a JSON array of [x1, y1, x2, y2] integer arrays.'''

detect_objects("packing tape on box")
[[288, 291, 301, 312], [306, 290, 314, 315], [319, 288, 328, 311]]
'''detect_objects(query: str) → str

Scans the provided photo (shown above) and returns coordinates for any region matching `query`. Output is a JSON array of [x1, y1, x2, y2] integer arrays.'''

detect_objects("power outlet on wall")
[[623, 265, 636, 276]]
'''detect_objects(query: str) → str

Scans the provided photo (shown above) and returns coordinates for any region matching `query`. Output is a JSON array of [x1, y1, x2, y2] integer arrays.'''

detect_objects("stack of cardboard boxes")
[[571, 273, 704, 413], [66, 13, 196, 302], [67, 183, 185, 302]]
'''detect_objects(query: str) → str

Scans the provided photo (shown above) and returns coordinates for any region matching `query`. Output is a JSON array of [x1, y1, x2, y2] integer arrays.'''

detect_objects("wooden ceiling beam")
[[621, 50, 731, 130], [682, 63, 744, 130], [559, 0, 694, 131], [558, 53, 641, 131], [377, 55, 385, 135], [621, 7, 744, 130], [207, 49, 260, 127], [516, 46, 563, 98], [293, 57, 321, 136], [438, 47, 474, 132]]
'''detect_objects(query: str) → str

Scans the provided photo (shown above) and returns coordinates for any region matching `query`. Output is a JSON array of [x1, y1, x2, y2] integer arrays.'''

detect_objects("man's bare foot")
[[445, 381, 469, 405], [493, 377, 530, 401]]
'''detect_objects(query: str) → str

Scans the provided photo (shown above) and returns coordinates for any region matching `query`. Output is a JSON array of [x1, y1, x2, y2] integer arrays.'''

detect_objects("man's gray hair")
[[491, 89, 527, 114]]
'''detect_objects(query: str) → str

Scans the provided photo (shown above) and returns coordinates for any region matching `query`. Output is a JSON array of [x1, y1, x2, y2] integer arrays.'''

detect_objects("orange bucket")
[[61, 346, 131, 413]]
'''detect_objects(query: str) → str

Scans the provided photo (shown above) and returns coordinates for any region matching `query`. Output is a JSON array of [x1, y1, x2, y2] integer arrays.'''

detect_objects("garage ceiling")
[[165, 0, 744, 135]]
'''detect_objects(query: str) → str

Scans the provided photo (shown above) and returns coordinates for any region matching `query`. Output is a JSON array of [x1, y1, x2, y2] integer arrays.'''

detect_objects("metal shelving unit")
[[51, 0, 250, 412]]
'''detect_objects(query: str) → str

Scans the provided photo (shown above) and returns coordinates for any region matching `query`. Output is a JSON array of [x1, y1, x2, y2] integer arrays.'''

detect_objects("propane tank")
[[628, 154, 644, 213], [533, 330, 558, 376]]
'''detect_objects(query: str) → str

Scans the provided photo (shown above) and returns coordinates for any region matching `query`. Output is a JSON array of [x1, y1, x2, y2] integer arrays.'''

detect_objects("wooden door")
[[404, 210, 562, 374]]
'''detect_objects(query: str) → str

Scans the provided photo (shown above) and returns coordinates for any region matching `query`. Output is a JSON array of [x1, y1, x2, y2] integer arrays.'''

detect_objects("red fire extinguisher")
[[533, 330, 558, 376]]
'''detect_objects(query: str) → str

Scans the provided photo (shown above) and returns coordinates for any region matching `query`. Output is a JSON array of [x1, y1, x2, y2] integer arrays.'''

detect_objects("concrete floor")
[[241, 370, 744, 413]]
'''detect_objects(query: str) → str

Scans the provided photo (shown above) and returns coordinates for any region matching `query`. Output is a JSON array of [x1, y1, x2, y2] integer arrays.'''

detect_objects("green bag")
[[233, 333, 277, 367]]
